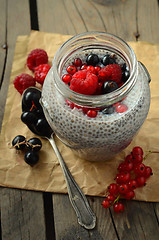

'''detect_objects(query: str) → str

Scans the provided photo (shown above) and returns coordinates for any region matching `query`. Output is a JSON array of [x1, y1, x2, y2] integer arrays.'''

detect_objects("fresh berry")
[[102, 54, 116, 66], [115, 103, 128, 113], [27, 49, 48, 71], [122, 69, 130, 83], [24, 151, 39, 166], [116, 172, 131, 184], [98, 64, 122, 84], [144, 166, 153, 178], [125, 154, 133, 163], [74, 58, 82, 67], [136, 176, 146, 187], [124, 190, 135, 200], [101, 80, 118, 94], [118, 184, 129, 194], [113, 202, 124, 213], [21, 111, 38, 125], [94, 66, 101, 74], [34, 64, 51, 85], [35, 118, 53, 137], [70, 70, 98, 95], [12, 135, 26, 150], [66, 65, 77, 75], [22, 87, 42, 112], [86, 54, 99, 66], [80, 64, 87, 70], [102, 199, 111, 209], [87, 110, 97, 118], [101, 106, 115, 115], [62, 74, 72, 84], [86, 65, 96, 74], [134, 163, 146, 176], [108, 183, 119, 196], [27, 138, 42, 152], [128, 179, 138, 190], [132, 154, 143, 164], [13, 74, 36, 95], [125, 161, 134, 172], [118, 162, 126, 172], [132, 146, 143, 156]]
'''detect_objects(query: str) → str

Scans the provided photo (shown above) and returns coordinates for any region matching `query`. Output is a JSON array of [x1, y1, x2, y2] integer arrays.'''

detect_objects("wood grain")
[[0, 188, 46, 240], [0, 0, 7, 87]]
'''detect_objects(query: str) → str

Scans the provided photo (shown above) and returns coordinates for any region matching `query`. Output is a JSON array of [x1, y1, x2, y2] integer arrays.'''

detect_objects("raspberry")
[[34, 64, 51, 85], [13, 73, 36, 94], [27, 49, 48, 71], [98, 64, 122, 84], [70, 70, 98, 95]]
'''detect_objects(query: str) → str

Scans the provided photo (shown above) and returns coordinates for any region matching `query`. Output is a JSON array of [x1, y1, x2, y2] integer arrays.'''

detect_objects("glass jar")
[[41, 32, 151, 161]]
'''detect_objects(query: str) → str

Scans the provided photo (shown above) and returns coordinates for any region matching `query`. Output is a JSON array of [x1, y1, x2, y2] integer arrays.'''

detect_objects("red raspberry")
[[34, 64, 51, 85], [13, 73, 36, 94], [98, 64, 122, 84], [27, 49, 48, 71], [70, 70, 98, 95]]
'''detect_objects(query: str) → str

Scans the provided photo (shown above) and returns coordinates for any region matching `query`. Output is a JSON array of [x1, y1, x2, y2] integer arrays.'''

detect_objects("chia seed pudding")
[[41, 32, 151, 161]]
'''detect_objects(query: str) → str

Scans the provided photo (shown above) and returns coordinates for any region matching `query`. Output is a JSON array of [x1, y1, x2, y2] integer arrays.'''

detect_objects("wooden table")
[[1, 0, 159, 239]]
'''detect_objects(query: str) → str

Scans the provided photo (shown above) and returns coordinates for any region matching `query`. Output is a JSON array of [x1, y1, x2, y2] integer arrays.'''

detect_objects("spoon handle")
[[48, 136, 96, 229]]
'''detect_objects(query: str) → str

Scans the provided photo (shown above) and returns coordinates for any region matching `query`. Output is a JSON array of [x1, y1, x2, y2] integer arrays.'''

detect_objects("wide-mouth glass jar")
[[41, 32, 151, 161]]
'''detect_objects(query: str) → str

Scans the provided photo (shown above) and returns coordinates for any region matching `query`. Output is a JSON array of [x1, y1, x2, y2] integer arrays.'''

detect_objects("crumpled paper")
[[0, 31, 159, 201]]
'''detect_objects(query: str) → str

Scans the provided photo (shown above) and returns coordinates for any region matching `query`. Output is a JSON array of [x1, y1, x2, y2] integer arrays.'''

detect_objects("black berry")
[[36, 118, 52, 137], [12, 135, 26, 150], [22, 87, 42, 112], [102, 54, 116, 66], [21, 111, 38, 125], [101, 81, 118, 94], [24, 151, 39, 166], [86, 54, 99, 66], [102, 106, 115, 115], [27, 138, 42, 152], [122, 70, 130, 83]]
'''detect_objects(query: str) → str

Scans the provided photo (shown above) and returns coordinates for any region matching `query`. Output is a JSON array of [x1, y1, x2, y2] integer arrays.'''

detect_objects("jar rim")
[[52, 31, 138, 107]]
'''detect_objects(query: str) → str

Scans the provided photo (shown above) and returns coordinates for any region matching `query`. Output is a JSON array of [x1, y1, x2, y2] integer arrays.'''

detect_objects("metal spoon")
[[21, 87, 96, 230]]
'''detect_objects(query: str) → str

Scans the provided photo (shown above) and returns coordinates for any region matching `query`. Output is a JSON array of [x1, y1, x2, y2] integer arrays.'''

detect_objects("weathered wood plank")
[[0, 188, 46, 240], [137, 0, 159, 43], [52, 194, 118, 240], [37, 0, 79, 35], [0, 1, 47, 240], [110, 200, 159, 240], [0, 0, 7, 86]]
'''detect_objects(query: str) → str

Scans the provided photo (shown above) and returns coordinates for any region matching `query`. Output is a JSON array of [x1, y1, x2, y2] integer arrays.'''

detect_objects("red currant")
[[62, 74, 72, 84], [80, 64, 87, 70], [124, 190, 135, 200], [94, 66, 101, 74], [66, 65, 77, 75], [113, 202, 125, 213], [74, 58, 82, 67], [132, 154, 143, 164], [107, 194, 116, 204], [118, 162, 126, 172], [118, 184, 129, 194], [116, 171, 131, 184], [136, 176, 146, 187], [87, 110, 97, 118], [125, 154, 133, 162], [115, 104, 128, 113], [128, 179, 138, 190], [134, 163, 146, 176], [144, 166, 153, 178], [108, 183, 119, 196], [102, 198, 111, 209], [86, 65, 96, 74], [132, 146, 143, 156], [125, 161, 134, 172]]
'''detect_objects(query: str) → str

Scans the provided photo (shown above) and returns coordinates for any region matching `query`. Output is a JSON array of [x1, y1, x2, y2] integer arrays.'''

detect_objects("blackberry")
[[102, 54, 116, 66], [24, 151, 39, 166], [27, 138, 42, 152], [12, 135, 26, 150], [102, 106, 115, 115]]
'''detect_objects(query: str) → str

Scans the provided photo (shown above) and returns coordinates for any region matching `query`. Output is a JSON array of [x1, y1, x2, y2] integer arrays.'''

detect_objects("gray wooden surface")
[[0, 0, 159, 239]]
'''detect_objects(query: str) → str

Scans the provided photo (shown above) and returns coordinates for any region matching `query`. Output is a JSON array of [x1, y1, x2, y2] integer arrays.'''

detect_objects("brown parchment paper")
[[0, 31, 159, 201]]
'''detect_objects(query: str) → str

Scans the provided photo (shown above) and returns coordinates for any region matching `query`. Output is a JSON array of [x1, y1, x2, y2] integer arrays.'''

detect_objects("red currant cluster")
[[102, 146, 153, 213]]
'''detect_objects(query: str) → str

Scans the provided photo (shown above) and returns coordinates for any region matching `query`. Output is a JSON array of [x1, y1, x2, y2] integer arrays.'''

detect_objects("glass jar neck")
[[52, 32, 138, 107]]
